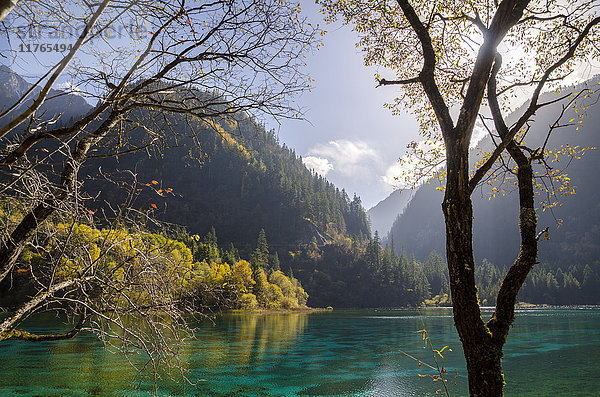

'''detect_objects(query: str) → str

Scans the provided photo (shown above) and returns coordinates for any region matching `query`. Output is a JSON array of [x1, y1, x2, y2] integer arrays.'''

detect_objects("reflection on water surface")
[[1, 308, 599, 396]]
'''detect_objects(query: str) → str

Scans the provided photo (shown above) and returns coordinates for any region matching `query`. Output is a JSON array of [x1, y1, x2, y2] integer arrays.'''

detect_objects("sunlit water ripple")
[[1, 307, 599, 396]]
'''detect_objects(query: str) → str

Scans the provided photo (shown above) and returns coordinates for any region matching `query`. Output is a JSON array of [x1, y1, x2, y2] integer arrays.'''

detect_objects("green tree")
[[252, 267, 269, 306], [204, 226, 218, 247], [272, 252, 281, 272], [423, 251, 449, 297], [581, 264, 598, 302], [224, 243, 241, 265], [196, 228, 220, 263], [322, 0, 600, 394], [252, 228, 270, 271]]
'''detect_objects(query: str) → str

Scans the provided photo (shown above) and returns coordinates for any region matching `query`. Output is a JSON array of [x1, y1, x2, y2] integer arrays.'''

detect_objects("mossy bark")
[[442, 127, 539, 396], [443, 137, 505, 396]]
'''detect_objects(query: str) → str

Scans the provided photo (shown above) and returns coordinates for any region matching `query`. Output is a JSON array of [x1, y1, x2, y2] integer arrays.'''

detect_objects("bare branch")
[[0, 111, 122, 283], [0, 0, 17, 22], [0, 0, 110, 138], [377, 76, 420, 87], [0, 278, 91, 336]]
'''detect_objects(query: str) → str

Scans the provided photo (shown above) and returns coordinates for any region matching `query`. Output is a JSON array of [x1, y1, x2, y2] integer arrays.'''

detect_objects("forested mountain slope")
[[2, 69, 598, 307], [85, 114, 371, 255], [0, 67, 370, 255], [389, 78, 600, 269], [0, 67, 376, 309]]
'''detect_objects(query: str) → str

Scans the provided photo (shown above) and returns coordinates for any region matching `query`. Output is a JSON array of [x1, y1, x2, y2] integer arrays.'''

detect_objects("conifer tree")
[[272, 252, 281, 272], [204, 226, 218, 247], [251, 229, 270, 270]]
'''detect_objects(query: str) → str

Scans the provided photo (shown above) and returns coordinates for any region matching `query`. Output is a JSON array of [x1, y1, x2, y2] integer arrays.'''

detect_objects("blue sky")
[[274, 1, 421, 208]]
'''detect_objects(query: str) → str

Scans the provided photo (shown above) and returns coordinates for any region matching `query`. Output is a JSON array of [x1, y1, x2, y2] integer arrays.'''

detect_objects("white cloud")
[[302, 156, 334, 176], [307, 140, 379, 177], [382, 162, 407, 188], [382, 139, 445, 189]]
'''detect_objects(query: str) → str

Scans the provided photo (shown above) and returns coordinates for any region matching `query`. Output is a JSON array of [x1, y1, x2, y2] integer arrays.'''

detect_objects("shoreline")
[[228, 306, 333, 315]]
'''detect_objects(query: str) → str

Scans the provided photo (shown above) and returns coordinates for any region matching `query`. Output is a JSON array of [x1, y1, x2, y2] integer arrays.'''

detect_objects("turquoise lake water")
[[1, 307, 599, 396]]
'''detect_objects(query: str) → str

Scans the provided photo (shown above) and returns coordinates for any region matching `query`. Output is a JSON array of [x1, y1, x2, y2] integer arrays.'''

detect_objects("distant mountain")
[[389, 77, 600, 268], [0, 65, 92, 125], [367, 188, 415, 237], [0, 65, 30, 101]]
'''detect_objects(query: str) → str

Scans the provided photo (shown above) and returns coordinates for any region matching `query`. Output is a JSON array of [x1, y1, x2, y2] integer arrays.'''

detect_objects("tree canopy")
[[321, 0, 600, 395]]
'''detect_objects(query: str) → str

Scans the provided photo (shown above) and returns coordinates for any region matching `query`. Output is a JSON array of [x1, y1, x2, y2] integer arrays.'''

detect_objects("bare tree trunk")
[[464, 343, 504, 396], [0, 278, 89, 336], [443, 121, 540, 396]]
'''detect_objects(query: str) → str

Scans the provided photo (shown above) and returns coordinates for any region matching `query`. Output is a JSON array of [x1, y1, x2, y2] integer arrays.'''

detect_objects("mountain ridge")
[[0, 65, 92, 124], [388, 77, 600, 268], [367, 188, 415, 236]]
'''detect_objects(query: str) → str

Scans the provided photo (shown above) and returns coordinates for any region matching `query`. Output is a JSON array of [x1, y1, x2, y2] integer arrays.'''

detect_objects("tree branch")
[[377, 76, 420, 87], [0, 0, 110, 139], [469, 15, 600, 192], [433, 11, 488, 34], [0, 278, 91, 336], [0, 111, 122, 283], [1, 315, 87, 342], [0, 103, 109, 167], [0, 0, 17, 23], [395, 0, 454, 133], [454, 0, 530, 142], [485, 52, 538, 344]]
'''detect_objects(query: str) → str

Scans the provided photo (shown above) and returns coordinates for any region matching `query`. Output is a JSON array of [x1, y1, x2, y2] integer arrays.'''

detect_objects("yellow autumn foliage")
[[19, 222, 309, 312]]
